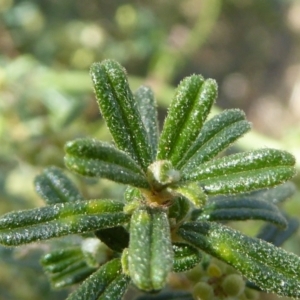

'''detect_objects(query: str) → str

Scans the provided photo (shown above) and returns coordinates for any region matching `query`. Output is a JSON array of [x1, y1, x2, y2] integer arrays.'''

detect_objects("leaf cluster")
[[0, 60, 299, 300]]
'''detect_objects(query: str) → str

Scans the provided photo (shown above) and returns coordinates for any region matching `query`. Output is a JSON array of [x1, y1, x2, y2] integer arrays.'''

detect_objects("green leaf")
[[168, 195, 190, 223], [98, 272, 131, 300], [256, 217, 299, 246], [90, 60, 152, 170], [50, 261, 95, 289], [34, 166, 84, 204], [178, 109, 251, 171], [41, 247, 96, 289], [172, 242, 202, 272], [41, 247, 83, 273], [64, 138, 149, 188], [0, 199, 130, 246], [157, 75, 217, 166], [95, 226, 129, 253], [134, 85, 159, 159], [182, 149, 296, 195], [128, 207, 173, 291], [67, 258, 130, 300], [123, 187, 144, 213], [173, 182, 207, 208], [194, 197, 287, 228], [178, 221, 300, 298]]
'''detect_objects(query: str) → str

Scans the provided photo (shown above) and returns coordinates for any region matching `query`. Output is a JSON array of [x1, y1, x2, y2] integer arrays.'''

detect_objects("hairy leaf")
[[168, 196, 190, 223], [134, 85, 159, 159], [50, 262, 95, 289], [64, 138, 149, 188], [128, 207, 173, 291], [98, 273, 131, 300], [194, 197, 287, 228], [157, 75, 217, 166], [182, 149, 295, 195], [174, 182, 207, 208], [41, 247, 84, 273], [179, 110, 251, 171], [178, 221, 300, 297], [172, 242, 202, 272], [90, 60, 152, 170], [41, 247, 96, 289], [67, 258, 129, 300], [35, 166, 84, 204], [0, 199, 130, 246]]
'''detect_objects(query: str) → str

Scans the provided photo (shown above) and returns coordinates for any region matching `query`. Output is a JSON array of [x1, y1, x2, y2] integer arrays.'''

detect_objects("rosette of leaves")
[[0, 59, 299, 300]]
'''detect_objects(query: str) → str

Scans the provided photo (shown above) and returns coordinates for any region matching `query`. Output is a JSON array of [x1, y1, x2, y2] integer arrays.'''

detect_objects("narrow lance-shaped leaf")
[[178, 221, 300, 298], [172, 243, 202, 272], [41, 247, 84, 273], [98, 272, 131, 300], [48, 260, 95, 289], [134, 85, 159, 159], [35, 166, 84, 204], [194, 197, 287, 228], [0, 199, 130, 246], [178, 109, 251, 171], [157, 75, 217, 166], [128, 207, 173, 292], [90, 60, 152, 170], [182, 149, 295, 195], [67, 258, 130, 300], [64, 138, 149, 188]]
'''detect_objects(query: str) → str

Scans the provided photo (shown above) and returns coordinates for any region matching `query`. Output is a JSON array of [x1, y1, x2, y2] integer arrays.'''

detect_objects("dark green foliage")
[[66, 259, 130, 300], [157, 75, 217, 166], [178, 221, 300, 297], [35, 166, 84, 204], [90, 61, 153, 171], [177, 109, 251, 170], [181, 148, 295, 194], [0, 59, 298, 300], [128, 207, 173, 291], [95, 226, 129, 253], [134, 86, 159, 159], [168, 196, 190, 223], [0, 199, 129, 245], [40, 247, 96, 289], [172, 242, 202, 272], [65, 138, 149, 188], [193, 196, 288, 228]]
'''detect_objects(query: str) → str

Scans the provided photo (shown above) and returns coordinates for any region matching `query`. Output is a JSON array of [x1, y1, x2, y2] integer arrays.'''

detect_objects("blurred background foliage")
[[0, 0, 300, 299]]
